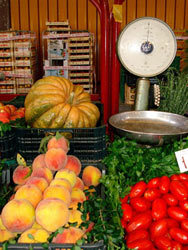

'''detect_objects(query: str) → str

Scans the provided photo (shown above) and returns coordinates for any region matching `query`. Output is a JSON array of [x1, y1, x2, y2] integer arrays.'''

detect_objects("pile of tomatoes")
[[121, 173, 188, 250]]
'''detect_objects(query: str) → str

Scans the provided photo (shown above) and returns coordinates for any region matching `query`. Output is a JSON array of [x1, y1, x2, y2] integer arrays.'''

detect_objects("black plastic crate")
[[14, 125, 106, 165], [0, 130, 17, 160], [0, 241, 105, 249]]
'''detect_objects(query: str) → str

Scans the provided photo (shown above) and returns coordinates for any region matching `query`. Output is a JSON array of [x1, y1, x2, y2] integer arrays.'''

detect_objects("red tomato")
[[130, 181, 147, 198], [121, 203, 133, 222], [181, 219, 188, 232], [152, 198, 167, 220], [171, 240, 182, 250], [130, 197, 151, 212], [147, 177, 160, 188], [169, 227, 188, 244], [170, 181, 188, 201], [126, 229, 149, 244], [159, 176, 170, 194], [120, 194, 129, 204], [0, 116, 9, 123], [181, 180, 188, 190], [179, 201, 188, 211], [179, 174, 188, 181], [163, 193, 179, 206], [127, 238, 153, 250], [150, 218, 168, 240], [144, 188, 161, 201], [168, 207, 188, 221], [171, 174, 180, 181], [165, 218, 179, 229], [6, 104, 17, 114], [126, 211, 152, 233], [155, 235, 172, 250]]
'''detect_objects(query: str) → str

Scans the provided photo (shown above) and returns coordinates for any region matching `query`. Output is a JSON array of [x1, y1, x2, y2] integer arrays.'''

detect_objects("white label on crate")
[[175, 148, 188, 173]]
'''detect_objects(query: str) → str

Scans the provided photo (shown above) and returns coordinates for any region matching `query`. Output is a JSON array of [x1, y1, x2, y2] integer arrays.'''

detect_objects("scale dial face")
[[117, 17, 177, 77]]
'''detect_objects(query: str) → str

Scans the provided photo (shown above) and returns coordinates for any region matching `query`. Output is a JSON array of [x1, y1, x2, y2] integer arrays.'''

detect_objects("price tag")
[[175, 148, 188, 173]]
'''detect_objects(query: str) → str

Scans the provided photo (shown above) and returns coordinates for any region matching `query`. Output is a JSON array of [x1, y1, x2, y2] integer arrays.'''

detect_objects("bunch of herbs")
[[157, 68, 188, 115]]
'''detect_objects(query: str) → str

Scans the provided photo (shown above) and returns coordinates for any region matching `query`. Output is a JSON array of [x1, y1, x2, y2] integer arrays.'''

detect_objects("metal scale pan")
[[109, 111, 188, 145]]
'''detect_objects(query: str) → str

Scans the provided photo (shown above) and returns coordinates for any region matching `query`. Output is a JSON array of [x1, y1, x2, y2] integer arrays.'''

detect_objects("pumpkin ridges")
[[78, 109, 91, 127], [78, 102, 100, 121], [32, 104, 64, 128], [25, 103, 53, 126], [25, 95, 65, 125], [50, 103, 72, 128], [77, 110, 85, 128], [73, 92, 91, 105], [72, 85, 84, 100], [50, 103, 71, 128], [25, 91, 66, 107], [59, 77, 74, 98], [77, 105, 97, 127], [63, 106, 80, 128]]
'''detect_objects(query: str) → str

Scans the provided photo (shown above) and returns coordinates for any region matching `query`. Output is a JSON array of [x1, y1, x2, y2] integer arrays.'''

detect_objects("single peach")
[[52, 227, 85, 244], [43, 185, 71, 205], [55, 169, 77, 187], [64, 155, 81, 176], [47, 136, 69, 153], [74, 177, 84, 190], [18, 228, 49, 243], [50, 178, 72, 193], [1, 199, 35, 233], [71, 188, 86, 203], [13, 165, 32, 185], [32, 154, 47, 170], [31, 166, 53, 184], [35, 198, 70, 232], [44, 148, 68, 171], [14, 184, 42, 208], [82, 166, 102, 187], [26, 176, 48, 192]]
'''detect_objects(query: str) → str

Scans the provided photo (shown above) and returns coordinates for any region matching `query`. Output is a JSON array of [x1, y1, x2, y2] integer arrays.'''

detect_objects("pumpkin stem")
[[67, 92, 75, 104]]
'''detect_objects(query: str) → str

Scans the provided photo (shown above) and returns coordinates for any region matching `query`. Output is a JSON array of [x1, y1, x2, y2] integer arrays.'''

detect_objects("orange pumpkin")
[[24, 76, 100, 128]]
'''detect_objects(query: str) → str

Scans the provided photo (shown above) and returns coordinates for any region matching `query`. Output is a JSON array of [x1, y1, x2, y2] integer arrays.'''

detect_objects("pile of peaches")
[[0, 102, 25, 124], [0, 135, 102, 244]]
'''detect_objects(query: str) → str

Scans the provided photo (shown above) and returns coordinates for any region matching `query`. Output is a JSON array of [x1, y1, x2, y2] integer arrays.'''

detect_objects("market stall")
[[0, 0, 188, 249]]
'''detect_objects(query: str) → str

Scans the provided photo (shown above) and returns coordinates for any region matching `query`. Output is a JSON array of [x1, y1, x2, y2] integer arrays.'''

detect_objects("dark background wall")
[[0, 0, 10, 30]]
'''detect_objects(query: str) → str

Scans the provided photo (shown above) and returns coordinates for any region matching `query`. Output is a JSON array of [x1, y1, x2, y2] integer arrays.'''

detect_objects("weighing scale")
[[109, 17, 188, 145], [117, 17, 177, 110]]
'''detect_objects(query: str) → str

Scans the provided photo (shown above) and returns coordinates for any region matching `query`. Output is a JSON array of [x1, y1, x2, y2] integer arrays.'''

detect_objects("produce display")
[[0, 102, 25, 124], [121, 174, 188, 249], [24, 76, 100, 128], [0, 133, 102, 248], [100, 136, 188, 249]]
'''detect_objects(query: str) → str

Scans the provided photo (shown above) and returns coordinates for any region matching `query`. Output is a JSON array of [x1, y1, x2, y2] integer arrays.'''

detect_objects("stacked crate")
[[68, 33, 94, 92], [0, 32, 16, 93], [43, 21, 95, 93], [0, 31, 38, 94]]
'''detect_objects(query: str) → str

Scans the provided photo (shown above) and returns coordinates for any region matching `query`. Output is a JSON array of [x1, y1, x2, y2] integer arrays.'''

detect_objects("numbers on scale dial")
[[117, 17, 177, 77]]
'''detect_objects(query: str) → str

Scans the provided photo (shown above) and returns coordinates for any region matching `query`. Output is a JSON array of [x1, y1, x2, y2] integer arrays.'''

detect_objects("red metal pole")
[[89, 0, 110, 125], [110, 0, 125, 116]]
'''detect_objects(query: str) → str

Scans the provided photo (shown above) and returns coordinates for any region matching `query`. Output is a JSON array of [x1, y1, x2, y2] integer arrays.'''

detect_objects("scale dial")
[[117, 17, 177, 77]]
